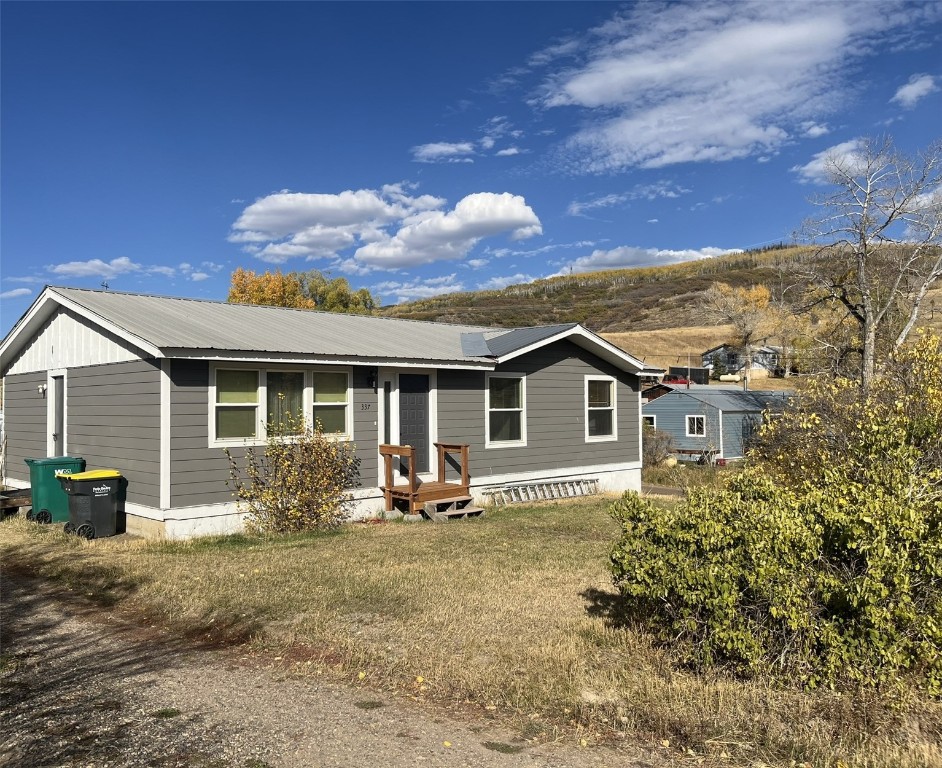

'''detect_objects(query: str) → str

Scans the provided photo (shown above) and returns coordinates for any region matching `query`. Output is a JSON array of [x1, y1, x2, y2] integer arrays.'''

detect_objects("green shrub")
[[225, 413, 360, 534], [610, 333, 942, 694]]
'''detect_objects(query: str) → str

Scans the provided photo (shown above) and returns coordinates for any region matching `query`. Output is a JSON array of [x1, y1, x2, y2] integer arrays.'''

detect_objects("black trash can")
[[58, 469, 124, 539]]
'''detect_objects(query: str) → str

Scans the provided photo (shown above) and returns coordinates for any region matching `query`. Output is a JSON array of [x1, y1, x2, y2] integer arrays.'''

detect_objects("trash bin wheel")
[[25, 508, 35, 521], [75, 523, 95, 540], [36, 509, 53, 525], [63, 522, 76, 535]]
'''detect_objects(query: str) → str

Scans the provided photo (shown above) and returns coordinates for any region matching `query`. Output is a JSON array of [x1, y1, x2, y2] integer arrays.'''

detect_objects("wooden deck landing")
[[380, 442, 474, 517]]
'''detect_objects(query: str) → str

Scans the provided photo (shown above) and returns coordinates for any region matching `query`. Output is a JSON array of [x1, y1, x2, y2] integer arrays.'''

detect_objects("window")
[[486, 373, 525, 446], [266, 371, 305, 433], [585, 376, 616, 441], [212, 366, 352, 444], [642, 415, 656, 429], [686, 415, 706, 436], [313, 371, 350, 436], [215, 369, 259, 440]]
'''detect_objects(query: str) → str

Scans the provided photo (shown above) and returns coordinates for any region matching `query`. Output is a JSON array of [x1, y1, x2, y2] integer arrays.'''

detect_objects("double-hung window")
[[215, 369, 260, 440], [486, 373, 526, 446], [312, 371, 350, 436], [585, 376, 617, 441]]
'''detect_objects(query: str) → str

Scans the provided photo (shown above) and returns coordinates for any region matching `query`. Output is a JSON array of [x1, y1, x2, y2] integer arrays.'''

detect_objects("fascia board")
[[1, 287, 163, 373], [164, 348, 496, 370]]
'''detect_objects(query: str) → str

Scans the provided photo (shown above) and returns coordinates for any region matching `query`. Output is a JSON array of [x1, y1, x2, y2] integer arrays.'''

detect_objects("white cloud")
[[354, 192, 542, 268], [890, 74, 939, 109], [478, 273, 534, 291], [647, 219, 659, 224], [411, 141, 476, 163], [568, 182, 691, 216], [190, 272, 210, 282], [372, 274, 464, 303], [230, 187, 542, 271], [790, 138, 865, 184], [537, 1, 936, 171], [48, 256, 141, 279], [495, 147, 522, 157], [231, 189, 427, 238], [553, 245, 741, 275], [148, 266, 177, 278], [801, 121, 831, 138], [0, 288, 32, 299], [465, 258, 489, 269]]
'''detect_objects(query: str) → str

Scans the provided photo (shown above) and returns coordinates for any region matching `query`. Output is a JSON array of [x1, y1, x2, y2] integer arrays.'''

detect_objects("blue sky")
[[2, 1, 941, 335]]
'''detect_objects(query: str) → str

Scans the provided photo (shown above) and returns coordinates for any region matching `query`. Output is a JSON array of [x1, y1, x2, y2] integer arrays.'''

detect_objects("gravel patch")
[[1, 572, 644, 768]]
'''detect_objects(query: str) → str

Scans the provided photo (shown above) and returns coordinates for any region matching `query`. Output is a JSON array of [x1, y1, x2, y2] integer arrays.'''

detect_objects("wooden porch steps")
[[381, 443, 477, 520], [423, 495, 485, 523]]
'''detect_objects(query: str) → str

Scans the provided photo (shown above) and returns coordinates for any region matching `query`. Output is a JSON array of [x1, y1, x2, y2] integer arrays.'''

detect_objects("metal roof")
[[656, 388, 793, 412], [1, 287, 644, 372]]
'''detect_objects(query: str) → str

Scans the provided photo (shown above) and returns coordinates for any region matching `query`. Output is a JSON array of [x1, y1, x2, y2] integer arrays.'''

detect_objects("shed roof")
[[2, 286, 645, 373]]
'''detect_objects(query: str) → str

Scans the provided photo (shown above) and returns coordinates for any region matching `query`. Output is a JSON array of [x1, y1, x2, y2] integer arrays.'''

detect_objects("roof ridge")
[[49, 285, 497, 331]]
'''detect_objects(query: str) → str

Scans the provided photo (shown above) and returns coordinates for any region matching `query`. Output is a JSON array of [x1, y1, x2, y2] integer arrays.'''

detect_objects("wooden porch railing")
[[379, 442, 471, 515]]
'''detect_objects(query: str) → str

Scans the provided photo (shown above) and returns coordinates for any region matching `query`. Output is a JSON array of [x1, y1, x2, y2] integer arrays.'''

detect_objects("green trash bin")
[[24, 456, 86, 524], [59, 469, 124, 539]]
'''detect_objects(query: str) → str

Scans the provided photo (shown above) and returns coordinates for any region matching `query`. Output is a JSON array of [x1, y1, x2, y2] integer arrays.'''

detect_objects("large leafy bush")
[[610, 332, 942, 693]]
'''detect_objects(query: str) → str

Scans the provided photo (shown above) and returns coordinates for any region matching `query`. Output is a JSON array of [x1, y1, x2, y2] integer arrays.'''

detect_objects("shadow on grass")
[[580, 585, 656, 631], [0, 564, 260, 767]]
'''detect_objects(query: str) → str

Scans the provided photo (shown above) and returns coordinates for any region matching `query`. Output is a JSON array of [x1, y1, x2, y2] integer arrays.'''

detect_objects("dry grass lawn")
[[2, 502, 940, 767]]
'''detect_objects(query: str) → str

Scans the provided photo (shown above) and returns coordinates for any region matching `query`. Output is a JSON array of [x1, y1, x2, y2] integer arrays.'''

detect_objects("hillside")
[[379, 245, 809, 332], [379, 245, 942, 368]]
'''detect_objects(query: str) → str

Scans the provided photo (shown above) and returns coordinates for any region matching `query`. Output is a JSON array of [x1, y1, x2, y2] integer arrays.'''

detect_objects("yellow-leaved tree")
[[227, 268, 378, 313]]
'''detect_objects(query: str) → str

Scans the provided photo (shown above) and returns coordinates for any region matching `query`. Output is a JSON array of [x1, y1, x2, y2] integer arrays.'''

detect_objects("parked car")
[[663, 374, 691, 385]]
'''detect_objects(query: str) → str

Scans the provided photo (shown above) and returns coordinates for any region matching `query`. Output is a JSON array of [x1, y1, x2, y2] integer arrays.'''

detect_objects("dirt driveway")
[[1, 572, 642, 768]]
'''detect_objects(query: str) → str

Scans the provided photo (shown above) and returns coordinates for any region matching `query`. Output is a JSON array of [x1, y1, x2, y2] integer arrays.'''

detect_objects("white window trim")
[[585, 375, 617, 443], [642, 414, 656, 429], [686, 414, 706, 437], [311, 368, 354, 441], [209, 365, 352, 447], [485, 372, 527, 448]]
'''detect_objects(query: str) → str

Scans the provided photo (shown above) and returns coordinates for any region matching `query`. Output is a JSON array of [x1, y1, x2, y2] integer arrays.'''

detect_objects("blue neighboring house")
[[642, 388, 791, 461]]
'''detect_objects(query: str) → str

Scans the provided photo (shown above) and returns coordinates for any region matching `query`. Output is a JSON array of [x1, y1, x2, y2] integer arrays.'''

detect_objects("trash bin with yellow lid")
[[58, 469, 125, 539]]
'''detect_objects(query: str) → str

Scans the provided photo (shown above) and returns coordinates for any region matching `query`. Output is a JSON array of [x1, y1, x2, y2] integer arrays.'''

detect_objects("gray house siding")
[[169, 360, 379, 508], [438, 340, 640, 480], [67, 360, 161, 506], [643, 393, 767, 460], [721, 411, 762, 459], [642, 394, 719, 456], [3, 371, 49, 483]]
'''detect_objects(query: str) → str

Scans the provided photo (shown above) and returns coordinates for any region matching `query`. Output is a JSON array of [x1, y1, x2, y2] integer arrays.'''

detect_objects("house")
[[701, 344, 780, 375], [0, 286, 645, 538], [642, 388, 791, 461]]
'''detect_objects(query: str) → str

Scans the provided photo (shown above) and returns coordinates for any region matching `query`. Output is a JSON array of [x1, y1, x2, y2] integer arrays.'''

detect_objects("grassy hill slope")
[[380, 245, 807, 332]]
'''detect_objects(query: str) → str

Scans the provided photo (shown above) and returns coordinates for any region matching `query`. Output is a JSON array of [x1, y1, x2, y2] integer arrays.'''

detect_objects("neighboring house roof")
[[702, 343, 780, 358], [644, 388, 792, 412], [641, 383, 674, 402], [1, 286, 645, 373]]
